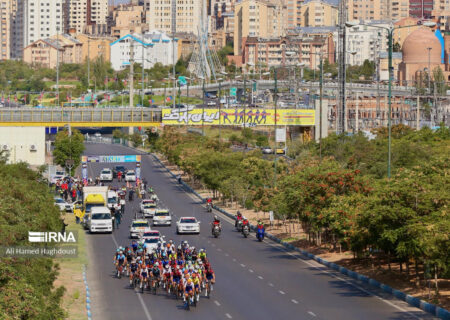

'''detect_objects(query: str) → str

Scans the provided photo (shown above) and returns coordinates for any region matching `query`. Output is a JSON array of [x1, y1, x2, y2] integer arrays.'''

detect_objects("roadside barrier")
[[149, 150, 450, 320], [83, 264, 92, 320]]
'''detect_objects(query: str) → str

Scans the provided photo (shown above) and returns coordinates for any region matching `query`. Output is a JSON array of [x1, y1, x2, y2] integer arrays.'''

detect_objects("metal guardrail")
[[0, 107, 162, 127]]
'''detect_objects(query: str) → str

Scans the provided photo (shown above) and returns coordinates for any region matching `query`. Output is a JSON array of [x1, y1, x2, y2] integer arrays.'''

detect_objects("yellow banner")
[[162, 108, 315, 126]]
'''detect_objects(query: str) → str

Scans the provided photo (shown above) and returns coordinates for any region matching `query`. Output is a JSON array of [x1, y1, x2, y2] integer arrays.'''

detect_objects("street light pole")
[[427, 47, 432, 93], [319, 53, 323, 160], [274, 68, 278, 187]]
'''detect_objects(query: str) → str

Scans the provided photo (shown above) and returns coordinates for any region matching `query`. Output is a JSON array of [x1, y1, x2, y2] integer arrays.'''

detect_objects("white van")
[[88, 206, 113, 233]]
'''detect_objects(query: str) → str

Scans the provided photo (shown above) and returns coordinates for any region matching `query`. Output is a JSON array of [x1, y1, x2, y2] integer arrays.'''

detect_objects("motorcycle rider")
[[206, 197, 213, 212], [242, 218, 250, 233], [235, 211, 243, 227], [211, 215, 221, 234], [257, 220, 264, 231]]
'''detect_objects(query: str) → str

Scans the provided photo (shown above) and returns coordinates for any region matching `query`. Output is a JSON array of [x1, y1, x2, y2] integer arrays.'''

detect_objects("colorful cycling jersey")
[[205, 268, 214, 279], [130, 263, 138, 272], [117, 254, 125, 263], [131, 242, 138, 251], [141, 268, 149, 277], [192, 277, 200, 285], [152, 268, 160, 277]]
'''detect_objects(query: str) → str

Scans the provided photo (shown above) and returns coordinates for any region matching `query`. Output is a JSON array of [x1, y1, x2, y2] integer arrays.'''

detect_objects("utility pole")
[[355, 91, 359, 132], [337, 0, 347, 134], [427, 47, 432, 94], [273, 68, 278, 187], [56, 26, 60, 106], [172, 0, 176, 110], [87, 37, 90, 90], [319, 54, 323, 160], [129, 35, 135, 135], [141, 34, 145, 107], [416, 95, 420, 130]]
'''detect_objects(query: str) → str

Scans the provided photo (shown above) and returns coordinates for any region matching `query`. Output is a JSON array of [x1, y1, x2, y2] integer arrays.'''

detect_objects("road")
[[84, 143, 436, 320]]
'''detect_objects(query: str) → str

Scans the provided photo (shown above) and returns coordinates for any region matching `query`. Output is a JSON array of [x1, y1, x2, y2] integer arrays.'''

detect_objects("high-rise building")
[[63, 0, 108, 34], [14, 0, 64, 59], [347, 0, 409, 21], [285, 0, 303, 29], [0, 0, 16, 60], [409, 0, 433, 18], [298, 0, 338, 27], [145, 0, 202, 35], [234, 0, 287, 56], [110, 4, 146, 39]]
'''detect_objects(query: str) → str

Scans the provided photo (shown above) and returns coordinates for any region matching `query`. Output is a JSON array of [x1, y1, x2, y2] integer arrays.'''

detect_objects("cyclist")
[[117, 170, 122, 182], [151, 262, 161, 289], [140, 263, 150, 290], [172, 265, 183, 296], [162, 264, 172, 291], [129, 259, 139, 286], [192, 271, 201, 301], [199, 248, 207, 262], [204, 262, 215, 296], [115, 251, 126, 278], [184, 278, 194, 303], [131, 240, 138, 253]]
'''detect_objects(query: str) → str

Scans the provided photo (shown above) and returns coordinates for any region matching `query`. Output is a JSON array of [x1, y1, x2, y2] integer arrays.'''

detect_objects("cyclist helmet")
[[119, 251, 123, 254], [164, 264, 169, 269], [187, 279, 192, 284], [154, 262, 159, 267], [214, 215, 218, 220], [169, 240, 173, 244], [198, 261, 203, 266], [116, 248, 120, 252]]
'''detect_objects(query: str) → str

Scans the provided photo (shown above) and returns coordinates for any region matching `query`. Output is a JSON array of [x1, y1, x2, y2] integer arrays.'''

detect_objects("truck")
[[82, 186, 109, 229]]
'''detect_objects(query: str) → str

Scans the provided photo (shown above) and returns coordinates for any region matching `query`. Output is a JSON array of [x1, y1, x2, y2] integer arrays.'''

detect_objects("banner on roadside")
[[161, 107, 315, 126]]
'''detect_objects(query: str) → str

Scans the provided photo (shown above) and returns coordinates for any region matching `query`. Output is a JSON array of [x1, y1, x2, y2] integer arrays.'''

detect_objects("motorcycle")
[[206, 203, 212, 213], [236, 220, 243, 232], [256, 228, 265, 242], [242, 225, 250, 238], [212, 225, 221, 238]]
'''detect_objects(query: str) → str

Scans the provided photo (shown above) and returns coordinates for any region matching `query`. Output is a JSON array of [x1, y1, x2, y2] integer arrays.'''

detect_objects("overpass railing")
[[0, 108, 162, 126]]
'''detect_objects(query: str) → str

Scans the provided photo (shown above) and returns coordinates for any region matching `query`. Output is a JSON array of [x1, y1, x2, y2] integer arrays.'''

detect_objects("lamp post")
[[345, 20, 436, 178], [198, 75, 205, 135], [427, 47, 432, 94]]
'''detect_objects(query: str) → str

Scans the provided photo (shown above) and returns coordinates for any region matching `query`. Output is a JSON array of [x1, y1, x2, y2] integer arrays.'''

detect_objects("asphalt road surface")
[[84, 143, 436, 320]]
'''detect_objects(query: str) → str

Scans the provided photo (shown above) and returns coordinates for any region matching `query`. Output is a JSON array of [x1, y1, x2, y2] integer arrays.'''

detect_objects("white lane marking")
[[279, 290, 285, 295], [211, 243, 216, 247], [260, 236, 423, 319], [258, 276, 263, 280], [291, 299, 299, 304], [308, 311, 316, 317], [112, 234, 152, 320], [214, 300, 221, 306], [240, 263, 246, 267], [225, 253, 229, 257], [268, 282, 274, 287], [249, 269, 254, 273], [217, 248, 222, 251], [232, 258, 236, 262], [225, 313, 232, 319]]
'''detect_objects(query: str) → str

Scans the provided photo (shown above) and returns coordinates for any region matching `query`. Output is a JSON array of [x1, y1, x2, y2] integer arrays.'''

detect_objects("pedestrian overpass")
[[0, 106, 316, 127], [0, 108, 162, 127]]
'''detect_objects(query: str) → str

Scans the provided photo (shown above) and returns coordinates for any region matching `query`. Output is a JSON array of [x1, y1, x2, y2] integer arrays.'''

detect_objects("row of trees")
[[0, 157, 66, 319], [152, 125, 449, 294]]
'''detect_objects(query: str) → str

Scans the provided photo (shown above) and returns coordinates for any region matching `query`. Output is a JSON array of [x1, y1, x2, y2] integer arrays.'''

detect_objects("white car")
[[54, 197, 72, 212], [129, 220, 150, 239], [143, 237, 161, 252], [50, 170, 66, 184], [140, 200, 157, 218], [100, 168, 113, 182], [176, 217, 200, 234], [140, 230, 161, 240], [125, 170, 136, 182], [153, 209, 172, 226]]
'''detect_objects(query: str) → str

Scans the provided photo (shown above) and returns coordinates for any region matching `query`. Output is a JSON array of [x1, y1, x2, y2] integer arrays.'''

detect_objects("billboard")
[[81, 155, 141, 163], [162, 107, 315, 126]]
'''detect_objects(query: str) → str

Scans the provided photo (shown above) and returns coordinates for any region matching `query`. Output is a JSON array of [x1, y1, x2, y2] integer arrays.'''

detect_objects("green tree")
[[130, 132, 143, 147], [53, 129, 85, 175]]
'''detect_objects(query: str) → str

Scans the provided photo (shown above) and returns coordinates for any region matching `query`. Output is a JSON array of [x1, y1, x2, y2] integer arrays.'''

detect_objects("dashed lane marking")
[[225, 253, 229, 257], [258, 276, 263, 280], [232, 258, 236, 262], [214, 300, 221, 306], [279, 290, 285, 295], [225, 313, 232, 319], [308, 311, 316, 317], [268, 283, 274, 287], [217, 248, 222, 251], [240, 263, 246, 267], [291, 299, 299, 304], [249, 269, 254, 273]]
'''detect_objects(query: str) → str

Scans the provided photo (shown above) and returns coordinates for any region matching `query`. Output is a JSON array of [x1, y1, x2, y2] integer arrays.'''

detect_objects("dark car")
[[113, 166, 127, 178], [145, 91, 155, 95]]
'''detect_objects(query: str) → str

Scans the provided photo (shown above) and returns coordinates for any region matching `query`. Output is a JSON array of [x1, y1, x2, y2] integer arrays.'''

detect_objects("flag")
[[94, 99, 98, 105], [39, 92, 44, 101], [7, 96, 10, 103], [14, 95, 17, 102], [123, 79, 127, 86], [151, 99, 155, 104], [81, 95, 85, 102], [104, 77, 108, 85], [1, 94, 4, 103], [166, 96, 172, 102]]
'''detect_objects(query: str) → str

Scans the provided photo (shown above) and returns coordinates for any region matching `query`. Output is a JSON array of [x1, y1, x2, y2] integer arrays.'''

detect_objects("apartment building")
[[242, 32, 335, 68], [64, 0, 108, 34], [110, 31, 177, 71], [23, 34, 82, 68], [14, 0, 64, 59], [409, 0, 433, 18], [76, 33, 114, 62], [298, 0, 338, 27], [347, 0, 409, 21], [0, 0, 16, 60], [110, 4, 146, 39], [145, 0, 202, 35], [234, 0, 287, 57], [346, 21, 389, 66], [285, 0, 303, 29]]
